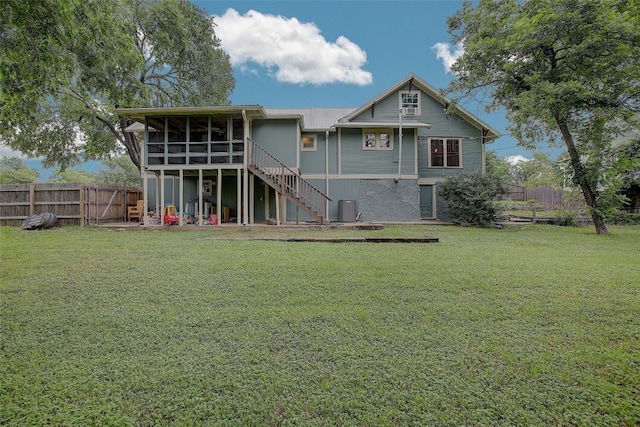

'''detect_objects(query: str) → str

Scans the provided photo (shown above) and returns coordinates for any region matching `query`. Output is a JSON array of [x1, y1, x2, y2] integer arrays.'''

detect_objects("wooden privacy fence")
[[0, 184, 142, 227], [503, 183, 582, 210]]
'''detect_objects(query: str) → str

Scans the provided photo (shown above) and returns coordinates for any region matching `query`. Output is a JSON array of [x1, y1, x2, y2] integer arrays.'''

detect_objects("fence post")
[[29, 184, 35, 216]]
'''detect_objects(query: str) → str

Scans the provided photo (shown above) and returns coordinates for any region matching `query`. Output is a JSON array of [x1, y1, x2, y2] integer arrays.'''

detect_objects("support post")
[[179, 170, 184, 226], [160, 170, 165, 225]]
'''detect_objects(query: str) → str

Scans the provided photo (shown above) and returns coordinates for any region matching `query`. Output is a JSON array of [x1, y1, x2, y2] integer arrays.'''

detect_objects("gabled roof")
[[345, 73, 500, 140]]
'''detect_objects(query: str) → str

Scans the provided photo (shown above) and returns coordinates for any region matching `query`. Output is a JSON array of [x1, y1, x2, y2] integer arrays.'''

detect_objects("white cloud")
[[505, 155, 529, 165], [432, 42, 464, 73], [0, 142, 25, 159], [214, 9, 373, 86]]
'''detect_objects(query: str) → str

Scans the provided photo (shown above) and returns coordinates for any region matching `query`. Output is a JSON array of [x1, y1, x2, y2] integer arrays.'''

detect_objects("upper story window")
[[167, 117, 187, 142], [189, 116, 209, 142], [430, 138, 461, 167], [301, 134, 317, 151], [400, 91, 420, 116], [144, 115, 244, 166], [363, 129, 393, 150]]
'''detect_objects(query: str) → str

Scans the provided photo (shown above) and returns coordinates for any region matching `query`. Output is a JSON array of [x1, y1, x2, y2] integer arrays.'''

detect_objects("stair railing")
[[248, 138, 331, 223]]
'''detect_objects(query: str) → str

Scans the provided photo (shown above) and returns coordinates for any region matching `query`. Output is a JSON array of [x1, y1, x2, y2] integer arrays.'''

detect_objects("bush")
[[439, 171, 508, 226], [607, 210, 640, 225], [554, 207, 579, 226]]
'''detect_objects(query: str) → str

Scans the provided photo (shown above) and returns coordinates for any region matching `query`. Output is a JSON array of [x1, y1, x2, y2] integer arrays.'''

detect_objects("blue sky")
[[195, 0, 551, 160]]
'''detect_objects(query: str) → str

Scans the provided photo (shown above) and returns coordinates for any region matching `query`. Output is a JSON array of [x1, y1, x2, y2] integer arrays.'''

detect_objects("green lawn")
[[1, 225, 639, 426]]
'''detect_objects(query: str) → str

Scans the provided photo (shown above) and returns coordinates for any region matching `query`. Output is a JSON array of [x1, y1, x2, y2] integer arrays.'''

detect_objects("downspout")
[[242, 109, 249, 224], [397, 109, 403, 182], [325, 130, 330, 221], [481, 128, 486, 175]]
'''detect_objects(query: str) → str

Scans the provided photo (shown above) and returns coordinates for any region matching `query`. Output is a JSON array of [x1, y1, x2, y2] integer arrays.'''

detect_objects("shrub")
[[607, 210, 640, 225], [554, 207, 579, 226], [439, 171, 508, 226]]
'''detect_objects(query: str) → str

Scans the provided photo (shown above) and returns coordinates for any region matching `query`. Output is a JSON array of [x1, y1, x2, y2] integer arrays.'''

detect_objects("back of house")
[[116, 74, 499, 225]]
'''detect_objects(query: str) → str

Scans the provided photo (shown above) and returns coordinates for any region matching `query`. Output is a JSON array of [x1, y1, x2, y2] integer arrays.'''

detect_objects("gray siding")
[[252, 119, 298, 167], [339, 128, 416, 176], [300, 132, 325, 174]]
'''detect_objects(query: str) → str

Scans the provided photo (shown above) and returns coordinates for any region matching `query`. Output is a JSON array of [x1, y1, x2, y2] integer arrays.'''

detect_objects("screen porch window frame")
[[363, 128, 393, 150], [301, 134, 317, 151], [429, 137, 462, 167]]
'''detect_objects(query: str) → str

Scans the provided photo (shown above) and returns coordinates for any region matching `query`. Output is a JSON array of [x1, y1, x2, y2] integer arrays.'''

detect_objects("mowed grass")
[[1, 224, 639, 426]]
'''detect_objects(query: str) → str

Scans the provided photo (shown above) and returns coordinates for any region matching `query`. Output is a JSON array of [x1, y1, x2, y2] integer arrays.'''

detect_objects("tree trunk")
[[555, 115, 608, 234], [118, 116, 141, 172]]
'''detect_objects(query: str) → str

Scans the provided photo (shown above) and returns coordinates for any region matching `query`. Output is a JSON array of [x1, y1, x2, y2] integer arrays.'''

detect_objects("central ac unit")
[[402, 108, 418, 116]]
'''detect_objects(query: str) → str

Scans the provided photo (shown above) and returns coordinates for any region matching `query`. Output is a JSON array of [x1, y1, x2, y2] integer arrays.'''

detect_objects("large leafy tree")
[[0, 157, 40, 184], [97, 156, 142, 186], [1, 0, 234, 171], [445, 0, 640, 234]]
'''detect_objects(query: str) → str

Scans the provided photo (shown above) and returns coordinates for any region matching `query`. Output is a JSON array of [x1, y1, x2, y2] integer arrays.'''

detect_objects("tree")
[[49, 169, 97, 184], [1, 0, 234, 171], [0, 156, 40, 183], [97, 156, 142, 186], [439, 171, 508, 226], [486, 150, 512, 184], [513, 152, 563, 188], [445, 0, 640, 234], [614, 137, 640, 212]]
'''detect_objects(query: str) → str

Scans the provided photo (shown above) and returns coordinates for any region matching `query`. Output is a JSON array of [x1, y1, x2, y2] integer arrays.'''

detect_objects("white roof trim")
[[345, 73, 500, 138], [334, 121, 431, 129]]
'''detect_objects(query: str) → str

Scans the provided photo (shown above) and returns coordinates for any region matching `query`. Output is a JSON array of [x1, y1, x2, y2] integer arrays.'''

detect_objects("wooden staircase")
[[248, 139, 331, 224]]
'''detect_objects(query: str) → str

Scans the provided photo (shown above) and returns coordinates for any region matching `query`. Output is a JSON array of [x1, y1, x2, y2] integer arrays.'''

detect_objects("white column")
[[198, 169, 203, 225], [237, 169, 242, 224], [143, 171, 148, 225], [179, 169, 184, 226], [160, 170, 165, 225]]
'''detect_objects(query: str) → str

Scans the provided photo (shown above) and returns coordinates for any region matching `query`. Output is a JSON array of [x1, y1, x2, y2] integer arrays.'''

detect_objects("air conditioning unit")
[[402, 107, 418, 116]]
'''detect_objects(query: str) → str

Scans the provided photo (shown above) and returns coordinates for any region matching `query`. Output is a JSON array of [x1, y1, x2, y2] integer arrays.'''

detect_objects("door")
[[420, 185, 434, 219]]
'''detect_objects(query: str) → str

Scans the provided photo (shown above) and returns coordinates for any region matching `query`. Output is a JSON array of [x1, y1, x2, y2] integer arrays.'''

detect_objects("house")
[[115, 74, 500, 225]]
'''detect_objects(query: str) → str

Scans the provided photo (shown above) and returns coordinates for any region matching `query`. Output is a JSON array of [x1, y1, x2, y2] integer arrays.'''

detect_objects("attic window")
[[400, 91, 420, 115]]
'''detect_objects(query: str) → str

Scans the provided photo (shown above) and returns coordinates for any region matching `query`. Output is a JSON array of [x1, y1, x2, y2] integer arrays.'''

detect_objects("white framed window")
[[400, 91, 420, 116], [363, 129, 393, 150], [301, 134, 316, 151], [429, 137, 461, 167]]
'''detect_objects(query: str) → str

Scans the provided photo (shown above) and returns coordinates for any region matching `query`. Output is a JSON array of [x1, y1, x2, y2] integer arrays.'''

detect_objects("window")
[[400, 91, 420, 115], [301, 134, 316, 151], [167, 117, 187, 142], [189, 116, 209, 142], [232, 117, 244, 141], [210, 116, 228, 141], [430, 138, 461, 167], [363, 129, 393, 150]]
